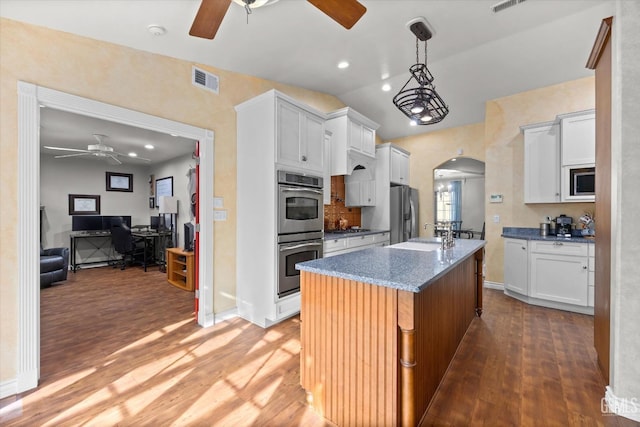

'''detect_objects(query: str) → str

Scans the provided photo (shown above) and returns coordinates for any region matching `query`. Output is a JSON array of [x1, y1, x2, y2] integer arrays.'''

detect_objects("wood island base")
[[300, 249, 483, 426]]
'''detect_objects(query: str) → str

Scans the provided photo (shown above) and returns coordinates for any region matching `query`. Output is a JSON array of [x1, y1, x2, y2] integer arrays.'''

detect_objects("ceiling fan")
[[44, 134, 151, 165], [189, 0, 367, 40]]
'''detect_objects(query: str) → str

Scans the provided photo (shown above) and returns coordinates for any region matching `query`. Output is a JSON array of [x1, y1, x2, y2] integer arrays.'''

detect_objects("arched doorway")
[[433, 157, 485, 238]]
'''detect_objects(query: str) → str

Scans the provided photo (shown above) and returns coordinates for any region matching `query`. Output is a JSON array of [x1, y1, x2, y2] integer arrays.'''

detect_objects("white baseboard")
[[0, 378, 17, 400], [214, 307, 238, 324], [604, 386, 640, 422], [484, 281, 504, 290]]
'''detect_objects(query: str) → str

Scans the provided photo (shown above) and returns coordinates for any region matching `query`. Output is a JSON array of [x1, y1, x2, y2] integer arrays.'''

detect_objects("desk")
[[70, 232, 114, 271], [132, 230, 172, 271]]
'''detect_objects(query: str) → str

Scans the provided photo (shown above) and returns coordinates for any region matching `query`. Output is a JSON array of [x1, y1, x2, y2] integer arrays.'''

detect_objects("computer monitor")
[[102, 216, 131, 230], [72, 215, 103, 232], [150, 216, 160, 230], [184, 222, 195, 252]]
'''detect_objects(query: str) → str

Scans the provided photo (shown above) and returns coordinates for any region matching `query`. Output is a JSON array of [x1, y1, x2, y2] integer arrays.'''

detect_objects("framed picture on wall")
[[106, 172, 133, 192], [155, 176, 173, 208], [68, 194, 101, 215], [149, 197, 155, 209]]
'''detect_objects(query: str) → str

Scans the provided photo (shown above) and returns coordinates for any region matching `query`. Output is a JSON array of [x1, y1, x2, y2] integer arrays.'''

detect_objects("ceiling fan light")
[[410, 102, 424, 114], [420, 112, 433, 122], [232, 0, 279, 9]]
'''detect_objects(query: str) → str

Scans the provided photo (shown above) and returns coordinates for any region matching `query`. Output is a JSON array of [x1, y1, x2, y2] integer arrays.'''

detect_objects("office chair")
[[111, 223, 147, 270]]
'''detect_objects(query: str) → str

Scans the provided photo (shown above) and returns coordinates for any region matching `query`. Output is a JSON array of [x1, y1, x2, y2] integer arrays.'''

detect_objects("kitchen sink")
[[386, 241, 441, 252]]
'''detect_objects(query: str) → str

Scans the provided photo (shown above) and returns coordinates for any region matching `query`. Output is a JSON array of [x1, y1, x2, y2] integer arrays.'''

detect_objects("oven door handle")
[[281, 187, 324, 195], [280, 242, 322, 252]]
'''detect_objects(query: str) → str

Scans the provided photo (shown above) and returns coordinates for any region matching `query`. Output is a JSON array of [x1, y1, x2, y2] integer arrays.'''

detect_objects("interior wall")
[[483, 77, 596, 283], [611, 0, 640, 408], [434, 176, 485, 234], [150, 153, 195, 248], [40, 154, 151, 249], [0, 18, 345, 384], [391, 122, 486, 239]]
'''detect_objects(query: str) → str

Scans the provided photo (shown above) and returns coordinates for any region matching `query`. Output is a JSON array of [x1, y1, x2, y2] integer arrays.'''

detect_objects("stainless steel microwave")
[[569, 166, 595, 196]]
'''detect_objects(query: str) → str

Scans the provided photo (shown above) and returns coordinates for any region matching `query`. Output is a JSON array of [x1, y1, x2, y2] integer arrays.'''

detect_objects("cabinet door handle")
[[553, 242, 564, 246], [522, 246, 526, 250], [301, 155, 307, 162], [583, 265, 588, 270]]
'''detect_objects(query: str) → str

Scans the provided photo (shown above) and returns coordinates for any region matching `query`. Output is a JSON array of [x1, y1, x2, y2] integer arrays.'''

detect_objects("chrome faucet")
[[424, 222, 455, 250]]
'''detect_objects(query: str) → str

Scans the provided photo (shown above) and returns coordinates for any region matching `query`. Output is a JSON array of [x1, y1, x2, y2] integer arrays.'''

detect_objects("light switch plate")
[[214, 210, 227, 221], [214, 197, 224, 209], [493, 215, 500, 223]]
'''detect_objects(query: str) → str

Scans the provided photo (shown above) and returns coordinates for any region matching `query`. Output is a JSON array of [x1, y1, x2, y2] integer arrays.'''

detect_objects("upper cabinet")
[[276, 96, 325, 174], [522, 121, 561, 203], [559, 110, 596, 166], [390, 148, 410, 185], [521, 109, 595, 204], [326, 107, 380, 175]]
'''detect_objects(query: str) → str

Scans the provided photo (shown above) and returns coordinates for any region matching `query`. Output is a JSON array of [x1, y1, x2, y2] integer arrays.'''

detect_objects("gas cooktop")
[[326, 228, 371, 234]]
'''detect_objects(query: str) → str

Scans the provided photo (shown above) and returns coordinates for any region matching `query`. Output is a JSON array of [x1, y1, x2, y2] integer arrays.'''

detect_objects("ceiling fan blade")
[[107, 154, 122, 165], [307, 0, 366, 30], [44, 146, 90, 153], [189, 0, 232, 40], [112, 151, 151, 162], [53, 153, 91, 159]]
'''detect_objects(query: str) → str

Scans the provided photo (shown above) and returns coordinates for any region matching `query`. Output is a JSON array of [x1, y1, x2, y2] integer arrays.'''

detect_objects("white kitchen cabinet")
[[323, 130, 332, 205], [390, 148, 410, 185], [530, 252, 588, 306], [522, 121, 561, 203], [276, 97, 324, 173], [559, 109, 596, 166], [503, 238, 528, 295], [345, 167, 375, 206], [326, 107, 379, 175], [323, 231, 390, 258], [503, 237, 593, 314], [235, 89, 326, 328]]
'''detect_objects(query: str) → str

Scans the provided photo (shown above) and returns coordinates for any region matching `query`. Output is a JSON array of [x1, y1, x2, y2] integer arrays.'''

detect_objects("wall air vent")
[[192, 66, 219, 94], [491, 0, 527, 13]]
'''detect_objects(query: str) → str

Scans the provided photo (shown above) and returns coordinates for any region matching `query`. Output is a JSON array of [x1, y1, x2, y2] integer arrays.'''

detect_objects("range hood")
[[345, 149, 376, 178]]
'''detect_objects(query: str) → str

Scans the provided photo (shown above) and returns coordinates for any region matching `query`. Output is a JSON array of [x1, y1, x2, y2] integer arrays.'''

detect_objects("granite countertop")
[[296, 238, 486, 293], [324, 229, 390, 240], [501, 227, 595, 243]]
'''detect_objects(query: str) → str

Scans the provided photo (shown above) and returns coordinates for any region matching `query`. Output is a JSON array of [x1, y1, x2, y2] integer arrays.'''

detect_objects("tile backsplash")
[[324, 176, 361, 230]]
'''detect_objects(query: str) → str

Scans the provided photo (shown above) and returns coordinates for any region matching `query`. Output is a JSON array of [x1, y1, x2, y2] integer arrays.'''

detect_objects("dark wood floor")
[[0, 267, 635, 426]]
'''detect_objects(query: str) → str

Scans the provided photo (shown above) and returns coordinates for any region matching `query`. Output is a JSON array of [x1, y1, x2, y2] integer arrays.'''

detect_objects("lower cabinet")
[[324, 231, 390, 257], [503, 238, 528, 295], [503, 238, 593, 314]]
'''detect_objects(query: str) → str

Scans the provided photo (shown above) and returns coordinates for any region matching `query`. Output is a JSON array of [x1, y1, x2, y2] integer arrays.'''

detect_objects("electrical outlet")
[[214, 210, 227, 221], [493, 215, 500, 223]]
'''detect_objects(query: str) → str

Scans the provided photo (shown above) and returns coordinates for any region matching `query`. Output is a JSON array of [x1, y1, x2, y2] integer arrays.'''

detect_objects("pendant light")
[[393, 18, 449, 125]]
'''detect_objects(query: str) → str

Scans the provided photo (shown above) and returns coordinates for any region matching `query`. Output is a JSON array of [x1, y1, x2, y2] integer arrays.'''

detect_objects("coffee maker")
[[555, 214, 573, 236]]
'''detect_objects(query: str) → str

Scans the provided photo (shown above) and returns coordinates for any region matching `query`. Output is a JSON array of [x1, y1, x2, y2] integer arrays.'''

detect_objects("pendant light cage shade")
[[393, 19, 449, 126], [393, 64, 449, 125]]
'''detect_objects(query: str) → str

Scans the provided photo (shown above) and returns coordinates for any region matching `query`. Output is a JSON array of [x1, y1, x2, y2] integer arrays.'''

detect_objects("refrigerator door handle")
[[409, 197, 416, 238]]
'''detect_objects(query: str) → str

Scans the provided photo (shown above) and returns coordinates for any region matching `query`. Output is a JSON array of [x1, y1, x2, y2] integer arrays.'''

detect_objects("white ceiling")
[[1, 0, 613, 156]]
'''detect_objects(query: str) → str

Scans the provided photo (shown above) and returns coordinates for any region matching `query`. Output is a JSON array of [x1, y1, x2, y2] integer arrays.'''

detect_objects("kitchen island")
[[296, 238, 485, 426]]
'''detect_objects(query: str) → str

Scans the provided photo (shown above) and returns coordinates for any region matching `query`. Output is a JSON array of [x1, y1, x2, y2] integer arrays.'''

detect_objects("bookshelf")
[[166, 248, 194, 291]]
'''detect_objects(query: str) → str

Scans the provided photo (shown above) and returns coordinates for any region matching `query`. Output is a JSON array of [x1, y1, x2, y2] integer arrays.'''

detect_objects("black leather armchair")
[[40, 246, 69, 288]]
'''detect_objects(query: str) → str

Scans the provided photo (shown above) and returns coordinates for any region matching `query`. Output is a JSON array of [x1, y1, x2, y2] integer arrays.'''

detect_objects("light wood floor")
[[0, 267, 635, 426]]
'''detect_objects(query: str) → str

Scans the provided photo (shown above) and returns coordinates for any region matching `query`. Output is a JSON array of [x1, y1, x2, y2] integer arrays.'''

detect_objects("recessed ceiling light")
[[409, 120, 417, 127], [382, 83, 391, 92], [128, 152, 138, 157], [147, 25, 167, 36], [145, 144, 155, 150], [337, 61, 349, 69]]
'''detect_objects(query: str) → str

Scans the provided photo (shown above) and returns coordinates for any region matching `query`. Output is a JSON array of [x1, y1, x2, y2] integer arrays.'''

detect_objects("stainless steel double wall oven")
[[277, 170, 323, 298]]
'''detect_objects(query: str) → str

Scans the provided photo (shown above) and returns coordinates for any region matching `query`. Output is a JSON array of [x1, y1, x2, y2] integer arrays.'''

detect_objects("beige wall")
[[390, 77, 597, 285], [392, 122, 486, 240], [483, 77, 596, 283], [0, 18, 344, 382]]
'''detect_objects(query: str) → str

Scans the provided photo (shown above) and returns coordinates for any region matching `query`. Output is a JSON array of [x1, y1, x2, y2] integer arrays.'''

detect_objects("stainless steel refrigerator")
[[390, 186, 419, 244]]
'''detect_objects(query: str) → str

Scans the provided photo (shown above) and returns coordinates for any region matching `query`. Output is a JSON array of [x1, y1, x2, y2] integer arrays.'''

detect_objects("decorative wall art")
[[106, 172, 133, 192], [68, 194, 101, 215]]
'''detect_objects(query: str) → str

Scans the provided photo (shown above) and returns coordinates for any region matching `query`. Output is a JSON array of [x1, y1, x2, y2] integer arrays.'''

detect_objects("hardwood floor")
[[0, 268, 635, 426]]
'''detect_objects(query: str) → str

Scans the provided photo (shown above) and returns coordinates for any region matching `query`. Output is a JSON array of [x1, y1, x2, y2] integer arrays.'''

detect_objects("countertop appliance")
[[390, 185, 419, 244], [555, 214, 573, 236], [569, 166, 595, 197]]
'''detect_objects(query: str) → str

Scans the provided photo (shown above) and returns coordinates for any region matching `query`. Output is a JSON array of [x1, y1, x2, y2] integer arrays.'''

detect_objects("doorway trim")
[[16, 81, 215, 394]]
